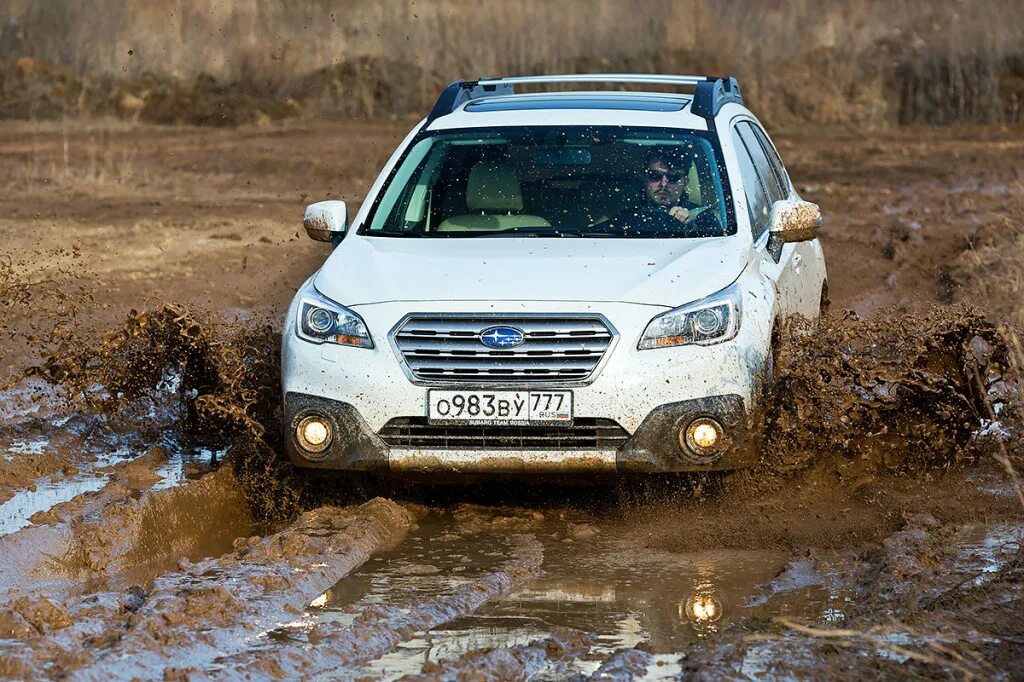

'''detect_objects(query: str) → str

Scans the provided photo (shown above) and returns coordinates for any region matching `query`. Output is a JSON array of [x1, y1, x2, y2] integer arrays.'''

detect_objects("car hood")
[[314, 236, 747, 308]]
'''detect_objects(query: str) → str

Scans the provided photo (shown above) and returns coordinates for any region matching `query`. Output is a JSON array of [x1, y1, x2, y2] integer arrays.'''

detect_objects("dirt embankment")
[[2, 1, 1024, 127]]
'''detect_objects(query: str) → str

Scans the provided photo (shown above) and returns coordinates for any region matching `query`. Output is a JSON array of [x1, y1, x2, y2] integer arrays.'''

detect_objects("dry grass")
[[777, 617, 994, 679], [13, 126, 141, 192], [1, 0, 1023, 126], [955, 219, 1024, 328], [956, 218, 1024, 508]]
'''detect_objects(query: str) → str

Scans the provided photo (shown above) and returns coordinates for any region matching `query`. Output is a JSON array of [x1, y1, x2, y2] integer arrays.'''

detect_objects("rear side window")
[[737, 122, 784, 205], [749, 124, 790, 195], [731, 126, 771, 238]]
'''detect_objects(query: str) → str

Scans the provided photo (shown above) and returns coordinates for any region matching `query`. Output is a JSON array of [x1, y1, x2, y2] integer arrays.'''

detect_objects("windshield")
[[361, 126, 734, 239]]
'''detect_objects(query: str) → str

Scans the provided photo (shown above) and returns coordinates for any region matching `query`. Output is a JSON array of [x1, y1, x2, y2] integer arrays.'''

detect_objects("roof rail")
[[424, 74, 743, 124]]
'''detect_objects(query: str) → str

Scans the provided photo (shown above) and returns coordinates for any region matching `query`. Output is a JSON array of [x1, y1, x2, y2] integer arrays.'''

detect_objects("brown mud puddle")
[[282, 511, 846, 680], [0, 400, 226, 539]]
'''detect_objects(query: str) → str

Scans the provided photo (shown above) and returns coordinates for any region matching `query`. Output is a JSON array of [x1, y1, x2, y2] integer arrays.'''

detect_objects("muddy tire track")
[[0, 447, 173, 597], [0, 459, 250, 601], [0, 498, 413, 680], [68, 498, 412, 681], [231, 533, 543, 680], [66, 464, 250, 587], [587, 648, 655, 680], [399, 628, 593, 682]]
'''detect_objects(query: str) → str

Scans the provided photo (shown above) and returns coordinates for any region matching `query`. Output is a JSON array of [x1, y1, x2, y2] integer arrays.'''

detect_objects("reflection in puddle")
[[0, 444, 136, 536], [681, 587, 724, 632], [306, 513, 846, 680], [0, 413, 226, 537]]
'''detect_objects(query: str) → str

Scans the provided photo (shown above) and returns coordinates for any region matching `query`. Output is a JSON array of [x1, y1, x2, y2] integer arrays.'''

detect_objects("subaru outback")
[[282, 74, 827, 475]]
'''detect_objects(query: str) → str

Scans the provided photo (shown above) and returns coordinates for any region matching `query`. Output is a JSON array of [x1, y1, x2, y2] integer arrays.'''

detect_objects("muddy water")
[[0, 408, 227, 538], [300, 512, 845, 680]]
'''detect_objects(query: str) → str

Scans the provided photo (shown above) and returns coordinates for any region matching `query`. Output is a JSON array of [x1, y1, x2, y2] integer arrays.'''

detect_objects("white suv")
[[282, 74, 827, 476]]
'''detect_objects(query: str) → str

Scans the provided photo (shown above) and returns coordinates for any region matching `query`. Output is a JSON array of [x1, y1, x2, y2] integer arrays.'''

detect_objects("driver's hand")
[[668, 205, 690, 223]]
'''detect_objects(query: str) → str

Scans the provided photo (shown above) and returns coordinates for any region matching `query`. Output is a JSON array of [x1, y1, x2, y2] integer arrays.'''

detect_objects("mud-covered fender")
[[734, 259, 779, 403]]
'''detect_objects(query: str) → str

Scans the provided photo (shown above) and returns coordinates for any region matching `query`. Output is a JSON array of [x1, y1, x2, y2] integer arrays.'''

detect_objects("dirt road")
[[0, 120, 1022, 679]]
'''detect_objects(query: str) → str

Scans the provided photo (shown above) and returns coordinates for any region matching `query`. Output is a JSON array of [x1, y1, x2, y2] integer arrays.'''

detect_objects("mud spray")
[[765, 306, 1022, 477], [16, 304, 304, 522], [7, 297, 1019, 523]]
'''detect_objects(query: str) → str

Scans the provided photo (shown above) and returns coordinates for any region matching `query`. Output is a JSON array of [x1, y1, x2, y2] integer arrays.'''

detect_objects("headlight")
[[296, 293, 373, 348], [638, 283, 742, 349]]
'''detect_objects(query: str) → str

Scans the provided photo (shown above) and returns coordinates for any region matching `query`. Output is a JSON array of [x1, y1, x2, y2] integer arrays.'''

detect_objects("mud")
[[677, 519, 1024, 680], [0, 447, 172, 596], [400, 628, 594, 682], [66, 464, 252, 588], [0, 498, 413, 680], [0, 121, 1023, 679], [19, 303, 301, 522], [588, 648, 657, 681], [766, 305, 1018, 474], [230, 531, 543, 679]]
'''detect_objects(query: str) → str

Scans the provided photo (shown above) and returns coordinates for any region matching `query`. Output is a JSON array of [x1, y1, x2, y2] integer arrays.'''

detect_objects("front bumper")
[[284, 392, 758, 474]]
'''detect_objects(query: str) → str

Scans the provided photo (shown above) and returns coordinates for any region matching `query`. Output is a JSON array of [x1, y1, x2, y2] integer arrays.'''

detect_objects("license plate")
[[428, 390, 573, 425]]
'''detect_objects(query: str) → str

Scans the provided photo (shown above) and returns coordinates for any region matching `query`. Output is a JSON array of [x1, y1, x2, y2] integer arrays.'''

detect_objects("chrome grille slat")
[[406, 356, 599, 370], [378, 417, 630, 449], [398, 319, 610, 336], [392, 314, 615, 384], [407, 351, 602, 358], [397, 338, 609, 353], [414, 368, 591, 376]]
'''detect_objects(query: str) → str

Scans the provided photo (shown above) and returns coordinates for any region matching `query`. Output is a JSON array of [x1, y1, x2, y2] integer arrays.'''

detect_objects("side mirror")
[[303, 200, 348, 242], [768, 198, 822, 243]]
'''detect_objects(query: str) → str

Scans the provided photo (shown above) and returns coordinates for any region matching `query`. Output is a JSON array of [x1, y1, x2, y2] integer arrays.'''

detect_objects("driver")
[[603, 147, 700, 232], [641, 147, 697, 222]]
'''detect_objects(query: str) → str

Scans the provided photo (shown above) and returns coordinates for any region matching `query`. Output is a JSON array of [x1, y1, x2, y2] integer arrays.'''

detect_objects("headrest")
[[466, 161, 523, 212]]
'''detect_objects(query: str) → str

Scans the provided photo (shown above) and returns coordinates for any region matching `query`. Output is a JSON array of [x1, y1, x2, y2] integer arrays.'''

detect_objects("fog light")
[[296, 415, 332, 453], [682, 417, 723, 455]]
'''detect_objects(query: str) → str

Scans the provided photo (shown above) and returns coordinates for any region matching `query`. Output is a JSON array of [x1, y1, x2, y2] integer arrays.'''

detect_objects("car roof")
[[427, 91, 713, 131], [423, 75, 745, 132]]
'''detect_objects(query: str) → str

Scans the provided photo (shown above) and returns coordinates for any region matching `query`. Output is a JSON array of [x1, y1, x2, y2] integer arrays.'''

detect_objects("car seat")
[[436, 161, 551, 232]]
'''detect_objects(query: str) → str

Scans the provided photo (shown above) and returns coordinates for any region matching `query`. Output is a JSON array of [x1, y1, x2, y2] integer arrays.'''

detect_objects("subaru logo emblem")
[[480, 326, 525, 349]]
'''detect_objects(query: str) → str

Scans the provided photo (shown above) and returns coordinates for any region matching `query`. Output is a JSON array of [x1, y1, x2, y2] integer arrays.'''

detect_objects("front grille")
[[391, 314, 615, 384], [379, 417, 630, 450]]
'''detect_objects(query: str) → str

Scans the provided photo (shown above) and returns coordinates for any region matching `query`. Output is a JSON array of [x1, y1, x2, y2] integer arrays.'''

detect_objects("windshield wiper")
[[366, 230, 424, 237], [472, 228, 618, 238]]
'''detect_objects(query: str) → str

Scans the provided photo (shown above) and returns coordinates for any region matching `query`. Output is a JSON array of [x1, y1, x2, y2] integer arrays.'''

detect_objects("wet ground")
[[302, 511, 838, 680], [0, 121, 1022, 679]]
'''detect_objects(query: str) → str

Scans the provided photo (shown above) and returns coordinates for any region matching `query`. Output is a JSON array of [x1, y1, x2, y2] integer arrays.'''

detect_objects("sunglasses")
[[646, 169, 685, 184]]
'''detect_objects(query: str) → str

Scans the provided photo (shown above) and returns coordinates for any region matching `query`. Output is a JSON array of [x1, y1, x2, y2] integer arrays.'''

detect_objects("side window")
[[750, 125, 791, 196], [738, 122, 784, 205], [731, 126, 771, 238]]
